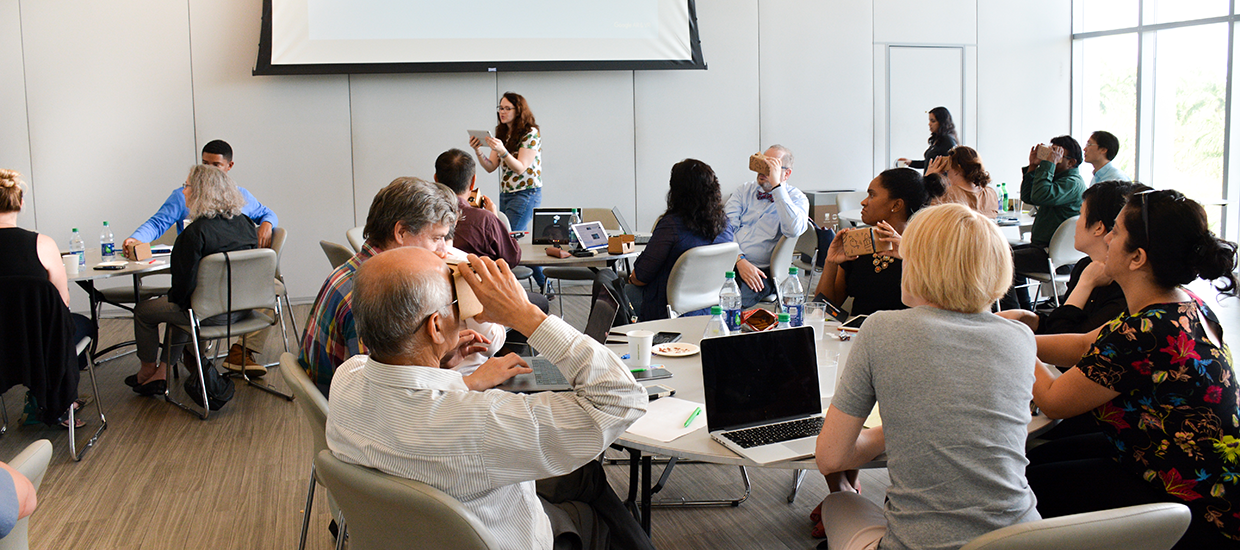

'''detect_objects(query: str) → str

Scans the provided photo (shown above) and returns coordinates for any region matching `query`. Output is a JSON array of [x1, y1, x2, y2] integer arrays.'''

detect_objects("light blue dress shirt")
[[1091, 162, 1129, 185], [128, 186, 278, 242], [723, 181, 809, 268]]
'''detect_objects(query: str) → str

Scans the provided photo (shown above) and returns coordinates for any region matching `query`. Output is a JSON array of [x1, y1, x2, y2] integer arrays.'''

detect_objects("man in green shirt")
[[1005, 135, 1085, 310]]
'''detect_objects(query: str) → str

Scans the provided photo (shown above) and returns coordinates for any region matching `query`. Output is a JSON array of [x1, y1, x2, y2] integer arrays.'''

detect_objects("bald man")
[[326, 248, 653, 550]]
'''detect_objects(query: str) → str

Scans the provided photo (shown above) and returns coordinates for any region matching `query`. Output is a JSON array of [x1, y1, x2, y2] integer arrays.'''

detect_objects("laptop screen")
[[700, 327, 821, 432], [583, 288, 618, 344], [611, 206, 633, 234], [571, 221, 610, 250], [532, 210, 576, 244]]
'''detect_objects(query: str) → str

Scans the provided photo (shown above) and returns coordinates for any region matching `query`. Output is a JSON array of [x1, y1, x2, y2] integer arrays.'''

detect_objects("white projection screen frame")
[[254, 0, 706, 75]]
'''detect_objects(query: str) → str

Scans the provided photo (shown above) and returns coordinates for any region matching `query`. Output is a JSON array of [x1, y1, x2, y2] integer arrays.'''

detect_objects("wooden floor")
[[2, 274, 1235, 550]]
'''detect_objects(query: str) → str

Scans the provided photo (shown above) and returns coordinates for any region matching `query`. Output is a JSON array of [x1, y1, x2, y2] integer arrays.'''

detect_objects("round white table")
[[66, 248, 171, 359], [515, 234, 644, 268]]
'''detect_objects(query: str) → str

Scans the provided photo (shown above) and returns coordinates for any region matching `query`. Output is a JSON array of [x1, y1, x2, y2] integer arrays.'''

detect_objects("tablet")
[[467, 130, 493, 144]]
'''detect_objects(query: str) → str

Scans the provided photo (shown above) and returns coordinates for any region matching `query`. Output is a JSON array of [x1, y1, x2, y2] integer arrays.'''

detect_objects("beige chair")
[[0, 440, 52, 550], [581, 207, 621, 230], [279, 352, 339, 550], [665, 242, 741, 317], [320, 241, 354, 270], [267, 227, 299, 360], [790, 219, 821, 274], [765, 234, 801, 303], [345, 226, 365, 253], [495, 212, 535, 288], [960, 502, 1190, 550], [162, 249, 293, 419], [315, 449, 500, 550], [1013, 216, 1086, 307]]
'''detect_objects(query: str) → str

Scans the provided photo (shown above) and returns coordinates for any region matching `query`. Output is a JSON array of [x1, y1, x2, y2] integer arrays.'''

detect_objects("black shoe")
[[124, 374, 139, 388], [133, 379, 166, 396]]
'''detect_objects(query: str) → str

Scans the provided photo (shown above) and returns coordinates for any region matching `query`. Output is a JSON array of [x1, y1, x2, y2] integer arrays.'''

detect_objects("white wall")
[[0, 0, 1071, 308]]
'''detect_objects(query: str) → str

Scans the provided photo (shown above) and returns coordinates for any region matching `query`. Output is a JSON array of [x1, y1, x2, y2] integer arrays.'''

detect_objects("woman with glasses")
[[1027, 189, 1240, 548], [896, 106, 957, 173], [470, 92, 543, 234]]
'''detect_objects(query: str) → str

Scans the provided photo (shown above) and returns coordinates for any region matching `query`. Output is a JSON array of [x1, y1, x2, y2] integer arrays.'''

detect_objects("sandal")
[[58, 416, 86, 429], [810, 501, 822, 523], [811, 519, 826, 539]]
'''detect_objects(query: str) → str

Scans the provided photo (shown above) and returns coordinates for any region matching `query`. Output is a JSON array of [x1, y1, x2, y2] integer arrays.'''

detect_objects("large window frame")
[[1072, 1, 1240, 241]]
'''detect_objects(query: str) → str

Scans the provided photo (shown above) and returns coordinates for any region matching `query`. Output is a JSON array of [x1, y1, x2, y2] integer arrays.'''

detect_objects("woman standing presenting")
[[897, 106, 958, 172], [470, 92, 542, 233], [1027, 189, 1239, 548]]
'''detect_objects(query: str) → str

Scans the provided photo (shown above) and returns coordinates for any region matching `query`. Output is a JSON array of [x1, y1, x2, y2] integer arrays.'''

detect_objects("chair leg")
[[163, 316, 210, 420], [0, 394, 7, 436], [299, 464, 316, 550], [71, 353, 108, 461], [335, 520, 347, 550], [787, 469, 806, 504], [648, 461, 751, 508]]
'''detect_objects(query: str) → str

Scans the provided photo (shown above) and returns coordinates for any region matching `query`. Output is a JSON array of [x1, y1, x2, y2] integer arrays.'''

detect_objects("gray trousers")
[[133, 297, 250, 364]]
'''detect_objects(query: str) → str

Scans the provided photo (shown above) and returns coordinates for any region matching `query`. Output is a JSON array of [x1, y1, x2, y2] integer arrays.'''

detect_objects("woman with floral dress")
[[1027, 189, 1240, 549]]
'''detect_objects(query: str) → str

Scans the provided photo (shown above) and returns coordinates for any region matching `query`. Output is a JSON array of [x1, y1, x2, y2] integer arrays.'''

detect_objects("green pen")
[[683, 406, 702, 428], [630, 368, 648, 373]]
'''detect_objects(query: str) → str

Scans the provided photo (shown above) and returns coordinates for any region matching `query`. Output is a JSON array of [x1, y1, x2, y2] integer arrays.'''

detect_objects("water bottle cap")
[[102, 221, 109, 226], [72, 228, 78, 232], [788, 267, 798, 275], [710, 305, 722, 314], [778, 313, 790, 322], [725, 271, 734, 278]]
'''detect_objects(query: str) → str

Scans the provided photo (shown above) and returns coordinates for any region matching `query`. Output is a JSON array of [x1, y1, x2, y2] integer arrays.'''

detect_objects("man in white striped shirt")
[[326, 247, 652, 550]]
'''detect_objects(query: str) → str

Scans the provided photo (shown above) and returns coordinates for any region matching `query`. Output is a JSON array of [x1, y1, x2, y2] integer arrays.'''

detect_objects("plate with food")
[[652, 342, 700, 358]]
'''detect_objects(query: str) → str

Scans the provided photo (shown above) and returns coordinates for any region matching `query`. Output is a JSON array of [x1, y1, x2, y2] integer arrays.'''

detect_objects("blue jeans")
[[500, 187, 541, 232], [501, 187, 545, 288]]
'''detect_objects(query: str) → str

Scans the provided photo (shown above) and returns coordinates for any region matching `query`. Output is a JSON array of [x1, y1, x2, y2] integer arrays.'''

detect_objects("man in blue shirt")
[[121, 139, 279, 374], [1083, 130, 1129, 185], [723, 145, 810, 307]]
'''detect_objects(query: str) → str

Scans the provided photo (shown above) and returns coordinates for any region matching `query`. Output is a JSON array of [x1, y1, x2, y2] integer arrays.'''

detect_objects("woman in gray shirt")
[[814, 204, 1040, 550]]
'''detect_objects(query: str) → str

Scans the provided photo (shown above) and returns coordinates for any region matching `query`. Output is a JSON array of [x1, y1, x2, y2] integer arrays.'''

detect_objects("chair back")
[[315, 450, 500, 550], [0, 277, 79, 424], [0, 440, 53, 550], [189, 249, 278, 319], [320, 241, 354, 269], [960, 503, 1190, 550], [495, 211, 512, 232], [769, 234, 799, 289], [666, 242, 741, 315], [280, 353, 329, 456], [346, 226, 365, 253], [1047, 216, 1086, 269], [581, 208, 620, 231], [835, 191, 869, 212], [269, 226, 288, 280], [791, 219, 821, 272]]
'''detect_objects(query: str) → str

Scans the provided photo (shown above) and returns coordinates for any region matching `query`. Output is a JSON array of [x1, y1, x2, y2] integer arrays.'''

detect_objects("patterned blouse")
[[500, 128, 542, 194], [1080, 297, 1239, 540]]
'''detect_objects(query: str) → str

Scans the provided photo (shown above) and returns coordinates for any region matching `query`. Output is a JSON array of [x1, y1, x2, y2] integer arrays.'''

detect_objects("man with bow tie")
[[724, 145, 810, 307]]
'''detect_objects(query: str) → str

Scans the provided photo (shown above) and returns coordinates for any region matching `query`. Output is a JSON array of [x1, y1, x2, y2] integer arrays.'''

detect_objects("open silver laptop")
[[497, 289, 619, 393], [610, 207, 652, 245], [702, 326, 823, 464]]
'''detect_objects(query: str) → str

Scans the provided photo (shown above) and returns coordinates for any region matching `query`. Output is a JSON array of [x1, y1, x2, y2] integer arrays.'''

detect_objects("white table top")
[[610, 316, 1054, 470], [838, 209, 1034, 229], [64, 248, 170, 282], [516, 234, 644, 267]]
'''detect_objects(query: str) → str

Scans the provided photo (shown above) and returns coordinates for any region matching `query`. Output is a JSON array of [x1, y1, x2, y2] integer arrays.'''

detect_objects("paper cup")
[[627, 329, 654, 369], [804, 302, 827, 340], [62, 254, 79, 276]]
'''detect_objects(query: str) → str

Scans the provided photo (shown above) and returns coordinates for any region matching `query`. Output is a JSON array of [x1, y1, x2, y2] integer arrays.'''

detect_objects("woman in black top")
[[127, 165, 256, 395], [898, 106, 958, 172]]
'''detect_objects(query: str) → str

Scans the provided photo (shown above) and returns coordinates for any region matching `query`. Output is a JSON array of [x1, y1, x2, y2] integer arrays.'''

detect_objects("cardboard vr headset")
[[840, 227, 893, 257], [446, 260, 484, 321]]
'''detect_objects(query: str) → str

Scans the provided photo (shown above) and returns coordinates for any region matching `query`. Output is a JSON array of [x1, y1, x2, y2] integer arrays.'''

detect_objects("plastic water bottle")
[[780, 267, 805, 327], [776, 313, 792, 329], [99, 221, 115, 261], [703, 306, 730, 339], [998, 182, 1009, 213], [719, 271, 743, 331], [69, 228, 85, 267]]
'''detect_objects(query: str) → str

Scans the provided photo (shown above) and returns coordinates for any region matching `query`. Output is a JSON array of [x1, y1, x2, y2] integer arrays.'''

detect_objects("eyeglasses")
[[410, 298, 459, 334], [496, 106, 515, 112]]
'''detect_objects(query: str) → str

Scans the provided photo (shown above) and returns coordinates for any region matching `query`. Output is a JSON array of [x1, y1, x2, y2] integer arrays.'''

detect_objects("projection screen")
[[254, 0, 706, 75]]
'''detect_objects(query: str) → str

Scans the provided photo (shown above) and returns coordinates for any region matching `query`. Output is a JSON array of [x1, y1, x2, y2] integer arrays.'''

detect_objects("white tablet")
[[467, 130, 493, 145]]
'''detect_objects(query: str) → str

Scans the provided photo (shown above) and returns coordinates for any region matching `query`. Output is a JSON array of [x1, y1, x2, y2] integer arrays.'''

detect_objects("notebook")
[[497, 290, 619, 392], [702, 326, 823, 464], [610, 207, 652, 245]]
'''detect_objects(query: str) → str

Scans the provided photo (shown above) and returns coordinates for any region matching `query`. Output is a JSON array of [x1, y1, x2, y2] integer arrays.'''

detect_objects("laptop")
[[610, 207, 653, 245], [570, 221, 610, 252], [702, 326, 823, 464], [497, 290, 619, 392], [532, 208, 579, 245]]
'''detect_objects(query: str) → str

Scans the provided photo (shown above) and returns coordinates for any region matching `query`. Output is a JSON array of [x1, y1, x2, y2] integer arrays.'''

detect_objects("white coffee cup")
[[627, 329, 654, 369], [896, 159, 909, 169], [62, 254, 79, 276]]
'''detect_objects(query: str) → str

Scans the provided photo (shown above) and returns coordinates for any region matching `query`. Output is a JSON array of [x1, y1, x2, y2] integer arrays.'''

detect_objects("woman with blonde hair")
[[126, 165, 256, 397], [925, 145, 999, 218], [812, 203, 1040, 548]]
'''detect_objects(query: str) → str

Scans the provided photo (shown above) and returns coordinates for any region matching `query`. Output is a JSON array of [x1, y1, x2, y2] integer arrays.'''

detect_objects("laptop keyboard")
[[722, 417, 824, 449], [529, 357, 569, 386], [634, 234, 651, 245]]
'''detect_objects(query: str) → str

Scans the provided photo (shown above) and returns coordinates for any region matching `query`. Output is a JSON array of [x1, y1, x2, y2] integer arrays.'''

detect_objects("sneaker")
[[222, 344, 267, 377]]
